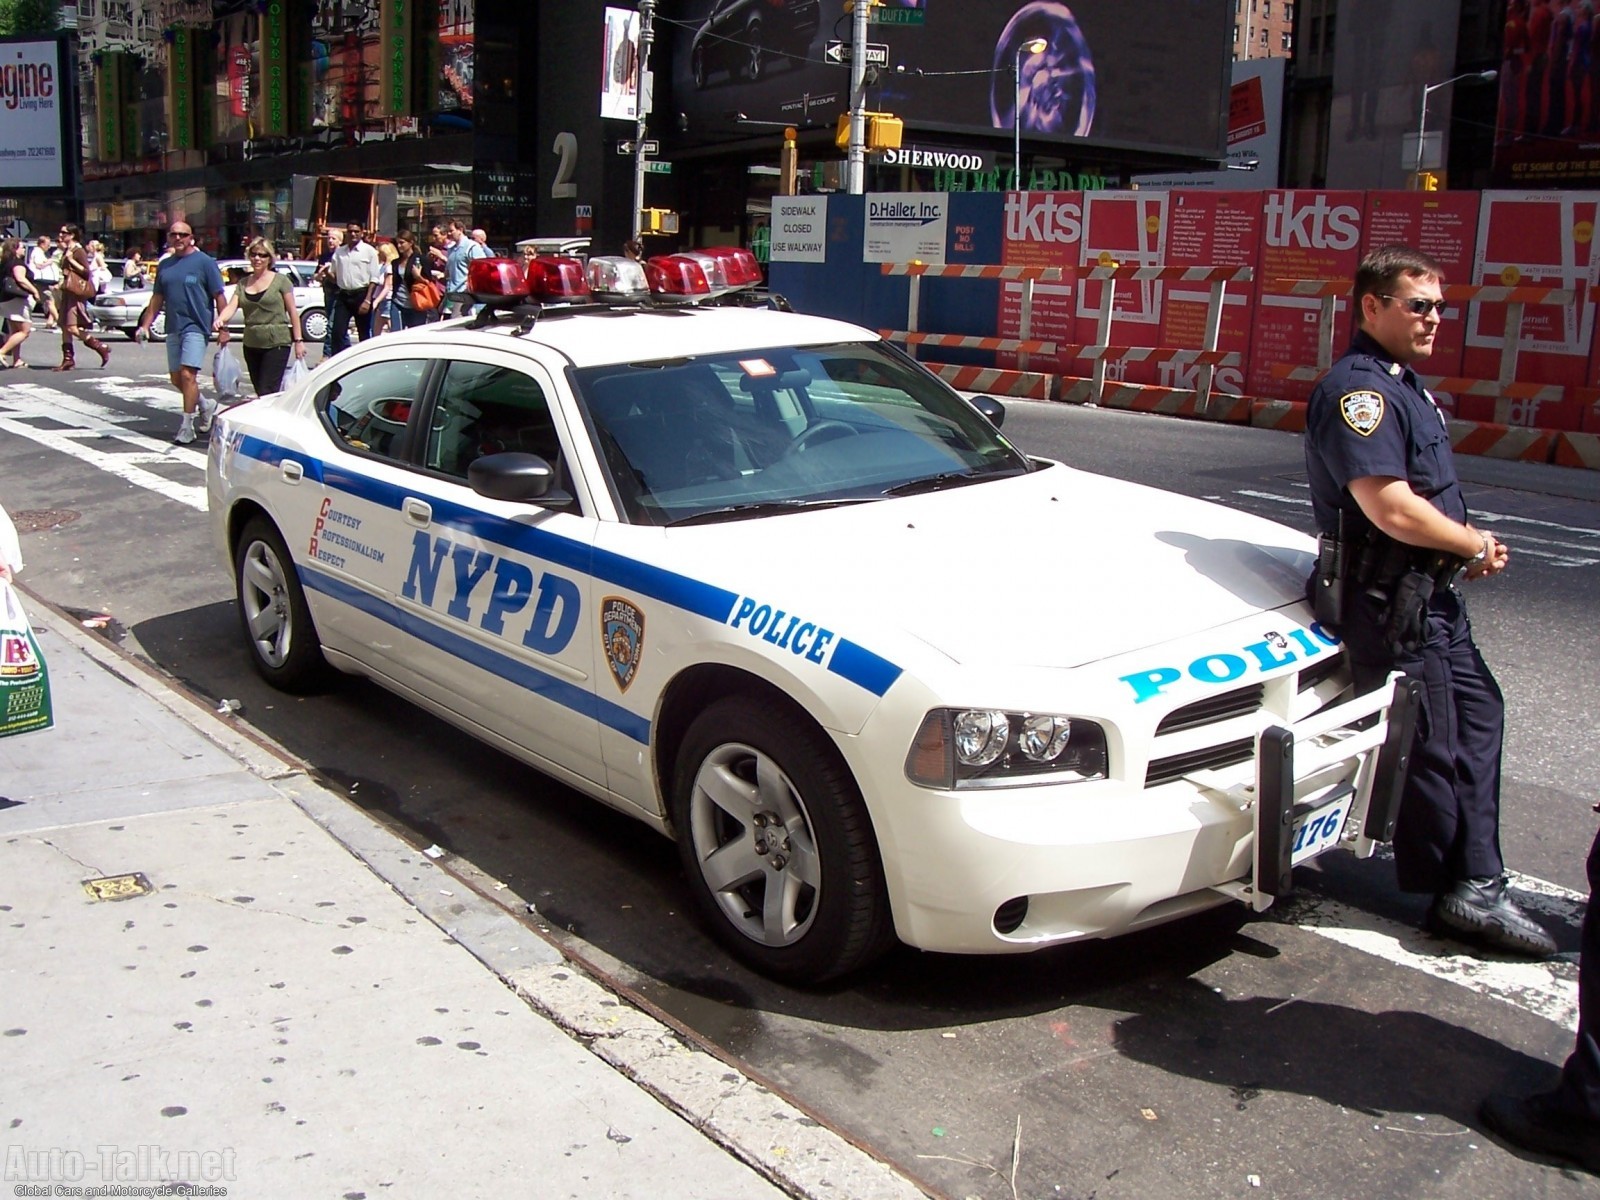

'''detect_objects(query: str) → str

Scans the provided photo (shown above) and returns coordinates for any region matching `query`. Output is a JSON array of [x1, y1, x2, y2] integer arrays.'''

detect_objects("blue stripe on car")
[[241, 441, 902, 697], [302, 566, 652, 744]]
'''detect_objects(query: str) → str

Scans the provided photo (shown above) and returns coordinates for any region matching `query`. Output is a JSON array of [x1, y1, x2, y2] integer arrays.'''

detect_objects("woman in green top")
[[213, 238, 307, 396]]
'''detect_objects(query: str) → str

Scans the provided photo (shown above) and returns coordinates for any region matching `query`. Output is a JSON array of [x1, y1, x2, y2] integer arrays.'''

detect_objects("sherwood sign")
[[879, 144, 995, 172]]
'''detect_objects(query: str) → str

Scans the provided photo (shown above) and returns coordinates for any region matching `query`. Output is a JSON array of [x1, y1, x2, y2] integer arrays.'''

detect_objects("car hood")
[[667, 463, 1316, 670]]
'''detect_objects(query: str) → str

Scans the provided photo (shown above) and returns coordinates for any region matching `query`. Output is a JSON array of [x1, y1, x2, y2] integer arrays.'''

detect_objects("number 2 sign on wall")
[[551, 132, 578, 199]]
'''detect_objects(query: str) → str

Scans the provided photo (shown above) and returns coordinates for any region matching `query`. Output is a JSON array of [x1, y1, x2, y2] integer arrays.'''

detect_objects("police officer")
[[1481, 819, 1600, 1172], [1303, 244, 1555, 959]]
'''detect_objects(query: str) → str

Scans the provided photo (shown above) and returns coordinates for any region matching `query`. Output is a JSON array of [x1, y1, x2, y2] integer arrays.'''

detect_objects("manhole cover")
[[11, 509, 80, 533], [83, 872, 154, 902]]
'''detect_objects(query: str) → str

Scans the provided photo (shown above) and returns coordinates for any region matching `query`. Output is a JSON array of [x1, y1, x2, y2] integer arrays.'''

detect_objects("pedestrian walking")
[[327, 223, 381, 354], [27, 235, 59, 327], [1481, 817, 1600, 1172], [388, 230, 435, 330], [313, 227, 343, 355], [123, 250, 148, 289], [212, 238, 306, 397], [0, 238, 45, 369], [51, 225, 112, 371], [134, 221, 228, 445], [1302, 244, 1556, 959], [86, 240, 113, 294], [370, 240, 398, 337], [444, 219, 488, 317]]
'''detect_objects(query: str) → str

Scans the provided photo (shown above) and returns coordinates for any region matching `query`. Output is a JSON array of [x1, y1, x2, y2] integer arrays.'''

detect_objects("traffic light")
[[1414, 170, 1443, 191]]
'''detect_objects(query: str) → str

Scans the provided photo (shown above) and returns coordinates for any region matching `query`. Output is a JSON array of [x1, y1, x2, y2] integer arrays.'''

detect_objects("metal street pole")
[[1414, 68, 1497, 183], [1014, 38, 1047, 191], [632, 0, 656, 238], [846, 0, 869, 193]]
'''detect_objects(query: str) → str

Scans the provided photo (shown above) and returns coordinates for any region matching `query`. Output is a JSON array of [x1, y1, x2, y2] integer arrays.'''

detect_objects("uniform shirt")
[[1303, 328, 1468, 534], [152, 249, 226, 338], [330, 240, 381, 292]]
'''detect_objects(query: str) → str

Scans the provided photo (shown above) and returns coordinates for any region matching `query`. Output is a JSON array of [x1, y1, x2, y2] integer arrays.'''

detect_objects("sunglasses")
[[170, 231, 193, 238], [248, 252, 269, 259], [1379, 294, 1449, 318]]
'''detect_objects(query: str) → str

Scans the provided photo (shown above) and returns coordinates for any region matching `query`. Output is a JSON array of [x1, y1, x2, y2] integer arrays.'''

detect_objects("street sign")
[[644, 161, 673, 174], [824, 40, 889, 66], [870, 7, 923, 24], [617, 139, 660, 155]]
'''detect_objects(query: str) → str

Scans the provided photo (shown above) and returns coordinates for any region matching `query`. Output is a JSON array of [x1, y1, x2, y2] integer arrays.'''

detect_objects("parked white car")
[[207, 251, 1411, 982], [90, 258, 328, 344]]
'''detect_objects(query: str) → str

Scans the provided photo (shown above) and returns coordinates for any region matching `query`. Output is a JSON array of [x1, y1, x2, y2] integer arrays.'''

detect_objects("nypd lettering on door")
[[401, 531, 580, 654]]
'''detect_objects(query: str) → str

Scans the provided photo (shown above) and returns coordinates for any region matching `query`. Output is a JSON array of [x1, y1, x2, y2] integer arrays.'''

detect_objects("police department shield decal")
[[601, 597, 644, 692], [1339, 390, 1385, 436]]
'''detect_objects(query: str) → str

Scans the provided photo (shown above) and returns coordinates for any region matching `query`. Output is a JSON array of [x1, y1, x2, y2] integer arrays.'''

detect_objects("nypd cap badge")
[[602, 596, 645, 693], [1339, 390, 1385, 436]]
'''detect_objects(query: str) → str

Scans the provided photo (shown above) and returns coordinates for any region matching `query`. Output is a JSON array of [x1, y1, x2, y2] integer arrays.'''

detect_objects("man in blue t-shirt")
[[444, 219, 488, 317], [136, 223, 228, 444]]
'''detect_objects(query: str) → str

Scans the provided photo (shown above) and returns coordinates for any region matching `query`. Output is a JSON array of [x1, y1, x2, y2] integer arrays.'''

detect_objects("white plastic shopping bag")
[[213, 344, 244, 398], [279, 355, 309, 393]]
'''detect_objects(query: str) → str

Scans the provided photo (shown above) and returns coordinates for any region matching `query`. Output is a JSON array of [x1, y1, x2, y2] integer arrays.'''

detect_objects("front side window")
[[574, 341, 1032, 526], [425, 360, 561, 482], [319, 358, 428, 461]]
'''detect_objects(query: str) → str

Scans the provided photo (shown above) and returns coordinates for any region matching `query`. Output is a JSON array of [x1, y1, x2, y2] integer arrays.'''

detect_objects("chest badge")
[[1339, 390, 1385, 436], [601, 597, 645, 693]]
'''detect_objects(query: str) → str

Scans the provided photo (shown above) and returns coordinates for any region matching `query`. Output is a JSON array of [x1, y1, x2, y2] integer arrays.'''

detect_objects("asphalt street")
[[1, 341, 1596, 1199]]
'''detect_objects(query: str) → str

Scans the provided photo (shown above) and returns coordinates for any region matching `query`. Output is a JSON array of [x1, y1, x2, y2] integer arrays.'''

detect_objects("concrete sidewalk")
[[0, 591, 927, 1200]]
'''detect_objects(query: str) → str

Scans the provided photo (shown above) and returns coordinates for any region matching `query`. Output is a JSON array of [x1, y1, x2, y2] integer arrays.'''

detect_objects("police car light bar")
[[645, 254, 715, 299], [526, 255, 591, 301], [699, 246, 763, 288], [467, 256, 530, 299], [586, 256, 652, 301]]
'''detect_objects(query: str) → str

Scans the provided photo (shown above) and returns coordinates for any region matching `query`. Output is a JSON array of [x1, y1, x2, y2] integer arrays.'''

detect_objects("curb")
[[17, 584, 935, 1200]]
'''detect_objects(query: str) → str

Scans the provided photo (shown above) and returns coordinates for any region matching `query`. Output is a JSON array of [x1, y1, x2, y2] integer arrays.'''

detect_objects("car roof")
[[392, 304, 875, 369]]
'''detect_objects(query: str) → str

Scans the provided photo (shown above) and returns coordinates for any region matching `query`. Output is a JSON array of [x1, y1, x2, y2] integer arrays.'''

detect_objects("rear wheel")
[[671, 695, 894, 983], [301, 307, 328, 343], [233, 516, 331, 692]]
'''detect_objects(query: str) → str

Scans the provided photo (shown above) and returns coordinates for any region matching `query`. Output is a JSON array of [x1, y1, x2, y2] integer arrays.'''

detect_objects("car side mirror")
[[467, 452, 573, 508], [969, 394, 1006, 428]]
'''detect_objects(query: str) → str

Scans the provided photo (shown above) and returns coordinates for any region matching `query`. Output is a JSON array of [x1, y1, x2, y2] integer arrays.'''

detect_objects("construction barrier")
[[924, 363, 1055, 400], [1446, 419, 1557, 462], [1076, 380, 1252, 423], [879, 261, 1064, 372], [1554, 432, 1600, 469], [1249, 399, 1309, 433]]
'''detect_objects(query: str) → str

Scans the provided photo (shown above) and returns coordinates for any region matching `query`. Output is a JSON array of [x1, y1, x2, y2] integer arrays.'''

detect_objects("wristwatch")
[[1468, 534, 1491, 565]]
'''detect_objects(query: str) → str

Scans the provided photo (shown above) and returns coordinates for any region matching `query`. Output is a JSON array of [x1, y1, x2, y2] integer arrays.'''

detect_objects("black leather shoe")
[[1427, 874, 1558, 958], [1481, 1091, 1600, 1173]]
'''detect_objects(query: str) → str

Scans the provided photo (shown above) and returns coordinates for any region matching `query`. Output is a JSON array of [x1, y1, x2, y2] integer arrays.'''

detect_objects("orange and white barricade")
[[1078, 264, 1254, 414], [879, 262, 1064, 397]]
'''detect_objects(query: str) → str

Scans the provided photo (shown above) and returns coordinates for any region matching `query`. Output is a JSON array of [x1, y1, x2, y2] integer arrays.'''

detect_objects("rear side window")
[[424, 361, 561, 481], [319, 359, 428, 462]]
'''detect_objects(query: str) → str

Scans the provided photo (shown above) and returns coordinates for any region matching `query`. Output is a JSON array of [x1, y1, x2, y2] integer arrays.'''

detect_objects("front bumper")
[[852, 668, 1413, 956]]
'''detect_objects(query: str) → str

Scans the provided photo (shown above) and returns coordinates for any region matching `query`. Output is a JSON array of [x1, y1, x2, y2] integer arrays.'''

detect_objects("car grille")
[[1143, 654, 1350, 788]]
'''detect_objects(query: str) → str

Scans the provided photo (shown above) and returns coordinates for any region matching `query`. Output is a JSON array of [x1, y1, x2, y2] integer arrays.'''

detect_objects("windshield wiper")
[[882, 469, 1011, 497], [666, 498, 873, 527]]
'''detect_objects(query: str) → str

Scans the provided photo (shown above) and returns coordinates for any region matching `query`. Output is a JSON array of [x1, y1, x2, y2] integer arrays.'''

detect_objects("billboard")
[[1324, 0, 1460, 189], [1131, 59, 1285, 190], [0, 36, 72, 193], [601, 6, 641, 122], [671, 0, 1230, 159]]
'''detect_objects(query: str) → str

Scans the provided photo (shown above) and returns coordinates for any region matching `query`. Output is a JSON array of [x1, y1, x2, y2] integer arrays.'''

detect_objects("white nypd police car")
[[207, 249, 1412, 983]]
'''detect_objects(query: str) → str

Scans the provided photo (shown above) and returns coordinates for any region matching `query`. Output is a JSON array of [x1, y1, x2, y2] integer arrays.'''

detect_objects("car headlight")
[[905, 708, 1109, 789]]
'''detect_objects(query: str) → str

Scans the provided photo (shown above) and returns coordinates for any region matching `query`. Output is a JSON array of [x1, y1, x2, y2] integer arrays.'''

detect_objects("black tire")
[[233, 516, 331, 693], [302, 307, 328, 343], [671, 695, 894, 983]]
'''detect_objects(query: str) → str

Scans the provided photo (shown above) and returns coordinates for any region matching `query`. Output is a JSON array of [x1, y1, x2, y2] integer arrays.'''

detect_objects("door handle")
[[280, 460, 303, 483], [403, 497, 432, 527]]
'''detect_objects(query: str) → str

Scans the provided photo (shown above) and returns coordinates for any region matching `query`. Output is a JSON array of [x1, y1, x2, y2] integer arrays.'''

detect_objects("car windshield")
[[572, 340, 1033, 526]]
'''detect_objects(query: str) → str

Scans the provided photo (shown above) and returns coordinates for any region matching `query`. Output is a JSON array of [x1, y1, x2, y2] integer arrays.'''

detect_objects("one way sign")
[[824, 40, 888, 66], [617, 139, 660, 155]]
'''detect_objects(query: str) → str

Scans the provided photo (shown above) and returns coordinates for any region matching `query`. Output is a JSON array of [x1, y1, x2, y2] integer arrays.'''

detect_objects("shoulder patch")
[[1339, 390, 1385, 436]]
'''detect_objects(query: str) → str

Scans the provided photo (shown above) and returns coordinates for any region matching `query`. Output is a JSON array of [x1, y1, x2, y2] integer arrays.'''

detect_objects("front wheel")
[[671, 695, 894, 983], [233, 516, 331, 692]]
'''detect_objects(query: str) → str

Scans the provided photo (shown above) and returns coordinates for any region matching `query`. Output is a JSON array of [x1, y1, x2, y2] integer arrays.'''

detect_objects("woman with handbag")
[[391, 230, 438, 330], [213, 238, 306, 397], [0, 238, 46, 369], [52, 225, 112, 371]]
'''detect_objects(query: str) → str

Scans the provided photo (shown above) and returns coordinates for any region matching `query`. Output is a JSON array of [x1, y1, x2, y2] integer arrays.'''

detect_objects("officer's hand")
[[1465, 532, 1509, 580]]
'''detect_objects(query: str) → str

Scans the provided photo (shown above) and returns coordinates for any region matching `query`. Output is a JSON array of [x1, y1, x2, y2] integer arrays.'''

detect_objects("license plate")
[[1289, 795, 1348, 865]]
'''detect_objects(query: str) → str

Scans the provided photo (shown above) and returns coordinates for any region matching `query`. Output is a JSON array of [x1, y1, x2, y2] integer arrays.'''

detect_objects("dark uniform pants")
[[1344, 585, 1505, 895], [1555, 824, 1600, 1119]]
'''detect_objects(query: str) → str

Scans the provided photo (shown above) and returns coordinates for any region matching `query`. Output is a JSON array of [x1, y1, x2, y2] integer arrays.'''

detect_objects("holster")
[[1381, 568, 1435, 656], [1312, 530, 1345, 628]]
